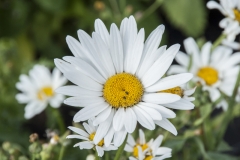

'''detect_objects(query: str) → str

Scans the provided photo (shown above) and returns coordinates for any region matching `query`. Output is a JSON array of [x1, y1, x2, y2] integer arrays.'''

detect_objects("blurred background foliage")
[[1, 0, 240, 159]]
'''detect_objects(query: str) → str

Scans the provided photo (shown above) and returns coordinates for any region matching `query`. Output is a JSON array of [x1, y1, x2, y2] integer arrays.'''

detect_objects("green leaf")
[[216, 141, 232, 152], [162, 0, 207, 37], [207, 152, 239, 160], [193, 104, 212, 126]]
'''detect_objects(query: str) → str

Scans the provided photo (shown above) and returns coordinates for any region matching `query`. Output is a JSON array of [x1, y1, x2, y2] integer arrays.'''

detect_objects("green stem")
[[58, 145, 65, 160], [211, 34, 226, 51], [138, 0, 164, 22], [105, 152, 110, 160], [217, 68, 240, 146], [95, 150, 100, 160], [113, 134, 128, 160], [108, 0, 121, 16], [52, 108, 65, 134]]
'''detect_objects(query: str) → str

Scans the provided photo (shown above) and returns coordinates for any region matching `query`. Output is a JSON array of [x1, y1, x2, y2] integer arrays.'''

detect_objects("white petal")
[[152, 135, 163, 151], [104, 126, 115, 147], [68, 126, 89, 137], [92, 32, 115, 76], [125, 28, 145, 74], [64, 71, 103, 92], [127, 134, 136, 146], [201, 42, 212, 66], [183, 38, 201, 67], [208, 88, 221, 102], [93, 107, 112, 126], [16, 94, 31, 103], [137, 25, 165, 78], [146, 73, 193, 92], [79, 141, 94, 149], [66, 36, 87, 58], [113, 108, 125, 131], [56, 85, 102, 97], [141, 44, 180, 87], [167, 65, 187, 75], [73, 101, 109, 122], [77, 30, 109, 78], [155, 118, 177, 135], [114, 130, 127, 147], [140, 102, 176, 118], [139, 129, 146, 144], [124, 108, 137, 133], [63, 56, 106, 84], [138, 104, 162, 121], [93, 109, 114, 144], [94, 19, 110, 47], [207, 1, 227, 15], [164, 99, 194, 110], [109, 23, 124, 73], [143, 93, 181, 104], [66, 135, 89, 141], [96, 146, 104, 157], [64, 96, 104, 107], [175, 51, 189, 67], [133, 105, 155, 130], [124, 144, 133, 152], [184, 87, 196, 96], [155, 147, 172, 155]]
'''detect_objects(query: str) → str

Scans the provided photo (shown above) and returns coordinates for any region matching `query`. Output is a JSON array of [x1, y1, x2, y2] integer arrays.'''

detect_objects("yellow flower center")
[[89, 133, 104, 147], [234, 9, 240, 22], [133, 144, 148, 158], [160, 86, 183, 97], [37, 87, 54, 100], [144, 156, 153, 160], [103, 73, 144, 108], [197, 67, 218, 85]]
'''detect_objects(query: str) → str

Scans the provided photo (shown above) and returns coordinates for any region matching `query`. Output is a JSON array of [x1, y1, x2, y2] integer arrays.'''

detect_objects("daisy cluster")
[[54, 16, 195, 157], [207, 0, 240, 49]]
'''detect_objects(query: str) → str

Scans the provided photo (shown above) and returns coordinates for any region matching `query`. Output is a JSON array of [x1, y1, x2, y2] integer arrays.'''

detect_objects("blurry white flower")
[[67, 120, 117, 157], [168, 37, 240, 110], [16, 65, 67, 119], [160, 85, 196, 110], [207, 0, 240, 49], [86, 154, 95, 160], [124, 129, 172, 160], [55, 15, 194, 147]]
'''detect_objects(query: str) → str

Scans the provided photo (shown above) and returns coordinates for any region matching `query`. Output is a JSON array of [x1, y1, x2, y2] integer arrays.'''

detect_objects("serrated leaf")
[[162, 0, 207, 37]]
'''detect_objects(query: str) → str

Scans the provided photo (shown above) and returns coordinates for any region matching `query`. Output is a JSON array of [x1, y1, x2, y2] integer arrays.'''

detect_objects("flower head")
[[55, 16, 194, 147], [124, 129, 172, 160], [16, 65, 67, 119], [67, 120, 117, 157], [168, 37, 240, 110], [207, 0, 240, 49]]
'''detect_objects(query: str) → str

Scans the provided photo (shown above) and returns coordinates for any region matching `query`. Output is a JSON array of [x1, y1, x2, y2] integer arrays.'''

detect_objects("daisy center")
[[103, 73, 144, 108], [133, 144, 148, 158], [89, 133, 104, 147], [160, 86, 183, 97], [234, 9, 240, 22], [197, 67, 218, 85], [37, 87, 54, 100], [144, 156, 153, 160]]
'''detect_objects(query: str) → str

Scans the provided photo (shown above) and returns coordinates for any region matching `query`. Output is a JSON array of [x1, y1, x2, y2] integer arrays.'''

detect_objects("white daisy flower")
[[207, 0, 240, 49], [66, 120, 117, 157], [124, 129, 172, 160], [16, 65, 67, 119], [159, 85, 196, 110], [55, 16, 194, 147], [168, 37, 240, 110]]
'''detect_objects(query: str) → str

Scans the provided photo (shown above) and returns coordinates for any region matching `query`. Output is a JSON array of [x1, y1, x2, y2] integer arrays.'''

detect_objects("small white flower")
[[16, 65, 67, 119], [207, 0, 240, 49], [67, 120, 117, 157], [55, 15, 194, 147], [124, 129, 172, 160], [168, 37, 240, 110]]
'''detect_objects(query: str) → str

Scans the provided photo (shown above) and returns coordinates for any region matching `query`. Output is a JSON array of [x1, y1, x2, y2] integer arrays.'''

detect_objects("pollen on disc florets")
[[133, 144, 148, 158], [89, 133, 104, 147], [234, 9, 240, 22], [197, 67, 218, 85], [160, 86, 184, 97], [103, 73, 144, 108], [37, 86, 54, 100]]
